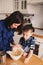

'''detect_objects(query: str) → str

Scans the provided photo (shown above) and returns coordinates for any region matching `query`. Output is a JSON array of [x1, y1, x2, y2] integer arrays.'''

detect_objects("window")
[[21, 1, 23, 9], [14, 0, 19, 10], [21, 0, 27, 9], [24, 0, 27, 9]]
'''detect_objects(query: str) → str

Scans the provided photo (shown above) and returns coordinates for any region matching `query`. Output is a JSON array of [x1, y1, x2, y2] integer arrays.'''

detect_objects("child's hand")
[[12, 46, 18, 52], [17, 44, 21, 48], [24, 57, 29, 63], [23, 52, 27, 57]]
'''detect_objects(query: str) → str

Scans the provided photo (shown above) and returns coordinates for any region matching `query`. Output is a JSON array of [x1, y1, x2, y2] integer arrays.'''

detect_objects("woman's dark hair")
[[22, 24, 35, 32], [4, 11, 24, 27], [17, 24, 23, 35]]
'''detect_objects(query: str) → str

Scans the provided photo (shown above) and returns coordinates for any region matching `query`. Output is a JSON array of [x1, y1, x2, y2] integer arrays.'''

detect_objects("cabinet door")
[[38, 44, 43, 60], [33, 44, 39, 55]]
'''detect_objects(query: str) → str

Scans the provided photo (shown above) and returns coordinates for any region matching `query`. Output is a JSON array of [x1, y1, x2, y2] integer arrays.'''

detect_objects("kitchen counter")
[[6, 54, 43, 65]]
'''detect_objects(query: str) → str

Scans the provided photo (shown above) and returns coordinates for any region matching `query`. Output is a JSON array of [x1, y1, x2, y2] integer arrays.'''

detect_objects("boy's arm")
[[24, 50, 33, 63], [24, 37, 35, 63]]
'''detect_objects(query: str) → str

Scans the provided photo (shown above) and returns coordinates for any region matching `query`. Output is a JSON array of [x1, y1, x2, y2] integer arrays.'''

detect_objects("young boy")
[[19, 23, 35, 63]]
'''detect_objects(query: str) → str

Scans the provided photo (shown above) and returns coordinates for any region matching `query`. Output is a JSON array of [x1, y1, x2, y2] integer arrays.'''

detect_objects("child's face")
[[22, 30, 33, 41]]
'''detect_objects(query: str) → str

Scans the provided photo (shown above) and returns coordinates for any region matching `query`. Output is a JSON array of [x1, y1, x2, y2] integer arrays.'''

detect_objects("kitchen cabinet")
[[33, 44, 39, 55], [38, 43, 43, 60]]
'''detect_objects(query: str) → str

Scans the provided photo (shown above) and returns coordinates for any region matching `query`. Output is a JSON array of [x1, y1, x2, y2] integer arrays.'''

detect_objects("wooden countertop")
[[6, 54, 43, 65]]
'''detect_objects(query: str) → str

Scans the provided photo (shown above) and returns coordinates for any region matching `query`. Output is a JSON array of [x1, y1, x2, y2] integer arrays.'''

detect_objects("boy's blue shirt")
[[19, 36, 35, 53], [0, 20, 14, 51]]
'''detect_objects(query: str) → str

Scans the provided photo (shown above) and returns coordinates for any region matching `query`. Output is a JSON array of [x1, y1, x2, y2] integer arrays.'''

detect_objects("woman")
[[0, 11, 24, 51]]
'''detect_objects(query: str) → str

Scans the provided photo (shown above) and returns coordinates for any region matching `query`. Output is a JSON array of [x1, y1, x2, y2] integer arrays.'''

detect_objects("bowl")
[[6, 48, 24, 60]]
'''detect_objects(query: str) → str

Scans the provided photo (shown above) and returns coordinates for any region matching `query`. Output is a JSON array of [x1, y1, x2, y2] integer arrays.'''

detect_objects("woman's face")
[[10, 23, 20, 29]]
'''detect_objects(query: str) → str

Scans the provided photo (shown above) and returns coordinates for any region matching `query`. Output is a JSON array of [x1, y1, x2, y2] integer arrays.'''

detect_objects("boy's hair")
[[22, 24, 35, 32]]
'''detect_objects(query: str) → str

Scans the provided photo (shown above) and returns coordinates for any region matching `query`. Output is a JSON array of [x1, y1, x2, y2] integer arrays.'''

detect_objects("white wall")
[[28, 0, 43, 3], [27, 5, 43, 28], [0, 0, 14, 19], [0, 0, 14, 13]]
